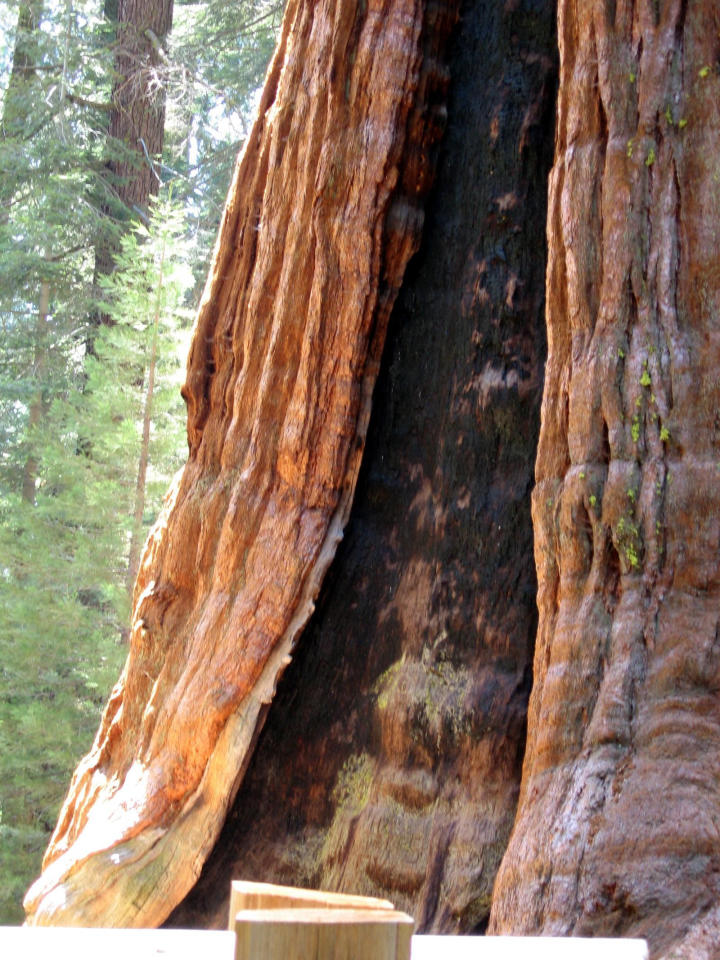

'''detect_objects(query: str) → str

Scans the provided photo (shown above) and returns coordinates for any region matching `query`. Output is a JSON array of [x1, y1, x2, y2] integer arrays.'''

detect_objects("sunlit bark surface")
[[491, 1, 720, 956], [25, 0, 458, 927]]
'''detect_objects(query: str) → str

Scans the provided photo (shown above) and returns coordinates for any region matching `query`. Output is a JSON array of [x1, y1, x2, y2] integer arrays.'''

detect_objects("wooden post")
[[228, 880, 395, 930], [234, 907, 414, 960]]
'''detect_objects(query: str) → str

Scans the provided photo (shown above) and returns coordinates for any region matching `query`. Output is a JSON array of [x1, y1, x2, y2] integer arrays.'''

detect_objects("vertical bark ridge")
[[491, 0, 720, 954], [24, 0, 459, 928]]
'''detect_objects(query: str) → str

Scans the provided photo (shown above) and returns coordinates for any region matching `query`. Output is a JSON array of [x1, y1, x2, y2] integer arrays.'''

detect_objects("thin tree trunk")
[[490, 1, 720, 956], [21, 281, 50, 505], [125, 239, 165, 599]]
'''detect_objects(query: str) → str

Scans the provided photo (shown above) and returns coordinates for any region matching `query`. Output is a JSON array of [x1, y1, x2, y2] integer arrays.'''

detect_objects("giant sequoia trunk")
[[490, 0, 720, 957], [25, 0, 720, 952], [25, 0, 460, 927], [167, 0, 556, 933]]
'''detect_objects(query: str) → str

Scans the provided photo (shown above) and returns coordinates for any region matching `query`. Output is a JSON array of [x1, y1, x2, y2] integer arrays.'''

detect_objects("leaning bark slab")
[[25, 0, 458, 927], [491, 0, 720, 956]]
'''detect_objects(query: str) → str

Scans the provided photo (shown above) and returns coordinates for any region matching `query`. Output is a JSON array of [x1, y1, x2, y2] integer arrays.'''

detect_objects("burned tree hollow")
[[167, 0, 556, 933]]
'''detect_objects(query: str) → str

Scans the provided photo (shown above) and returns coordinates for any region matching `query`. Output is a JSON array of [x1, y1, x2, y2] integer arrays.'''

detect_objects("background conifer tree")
[[0, 0, 283, 921], [0, 188, 192, 921]]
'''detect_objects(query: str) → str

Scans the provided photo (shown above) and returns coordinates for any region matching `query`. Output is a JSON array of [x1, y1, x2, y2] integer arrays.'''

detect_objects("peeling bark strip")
[[25, 0, 459, 928], [491, 0, 720, 956]]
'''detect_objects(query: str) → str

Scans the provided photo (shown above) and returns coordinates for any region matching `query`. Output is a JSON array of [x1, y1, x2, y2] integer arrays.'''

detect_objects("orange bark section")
[[25, 0, 457, 927], [491, 0, 720, 955]]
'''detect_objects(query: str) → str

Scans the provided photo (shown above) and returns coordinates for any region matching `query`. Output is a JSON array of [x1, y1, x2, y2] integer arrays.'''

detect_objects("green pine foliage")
[[166, 0, 284, 288], [0, 191, 193, 923], [0, 0, 117, 505], [44, 190, 193, 619], [0, 6, 118, 918]]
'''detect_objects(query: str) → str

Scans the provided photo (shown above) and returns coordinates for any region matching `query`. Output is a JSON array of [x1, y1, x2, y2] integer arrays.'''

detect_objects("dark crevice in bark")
[[603, 536, 621, 614], [578, 501, 593, 571], [604, 0, 617, 29], [601, 418, 611, 465]]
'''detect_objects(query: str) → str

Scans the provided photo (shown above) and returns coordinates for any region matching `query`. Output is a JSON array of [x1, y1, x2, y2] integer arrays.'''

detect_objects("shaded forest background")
[[0, 0, 284, 921]]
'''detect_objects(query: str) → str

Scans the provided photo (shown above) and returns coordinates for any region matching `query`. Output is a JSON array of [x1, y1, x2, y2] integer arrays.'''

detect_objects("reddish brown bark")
[[490, 0, 720, 956], [24, 0, 458, 928]]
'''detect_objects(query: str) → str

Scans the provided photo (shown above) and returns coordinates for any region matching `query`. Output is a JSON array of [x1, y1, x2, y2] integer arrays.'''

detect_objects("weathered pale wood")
[[228, 880, 394, 930], [233, 908, 413, 960]]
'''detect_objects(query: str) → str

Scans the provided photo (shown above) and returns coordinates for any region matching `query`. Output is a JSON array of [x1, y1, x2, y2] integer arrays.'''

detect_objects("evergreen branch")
[[11, 63, 63, 73], [66, 93, 113, 113], [200, 5, 285, 49], [0, 187, 34, 213], [44, 243, 90, 264]]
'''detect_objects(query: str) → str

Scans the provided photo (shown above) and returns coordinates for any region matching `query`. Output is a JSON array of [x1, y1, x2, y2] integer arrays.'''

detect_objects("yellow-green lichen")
[[319, 752, 375, 879], [373, 656, 405, 712], [331, 752, 374, 817]]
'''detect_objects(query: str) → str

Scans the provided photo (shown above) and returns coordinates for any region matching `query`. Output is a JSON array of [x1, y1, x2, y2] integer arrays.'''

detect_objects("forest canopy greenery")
[[0, 0, 283, 922]]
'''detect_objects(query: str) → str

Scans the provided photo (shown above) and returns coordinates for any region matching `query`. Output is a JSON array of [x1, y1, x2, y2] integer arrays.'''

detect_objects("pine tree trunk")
[[108, 0, 174, 215], [24, 0, 460, 928], [490, 1, 720, 956], [92, 0, 174, 298]]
